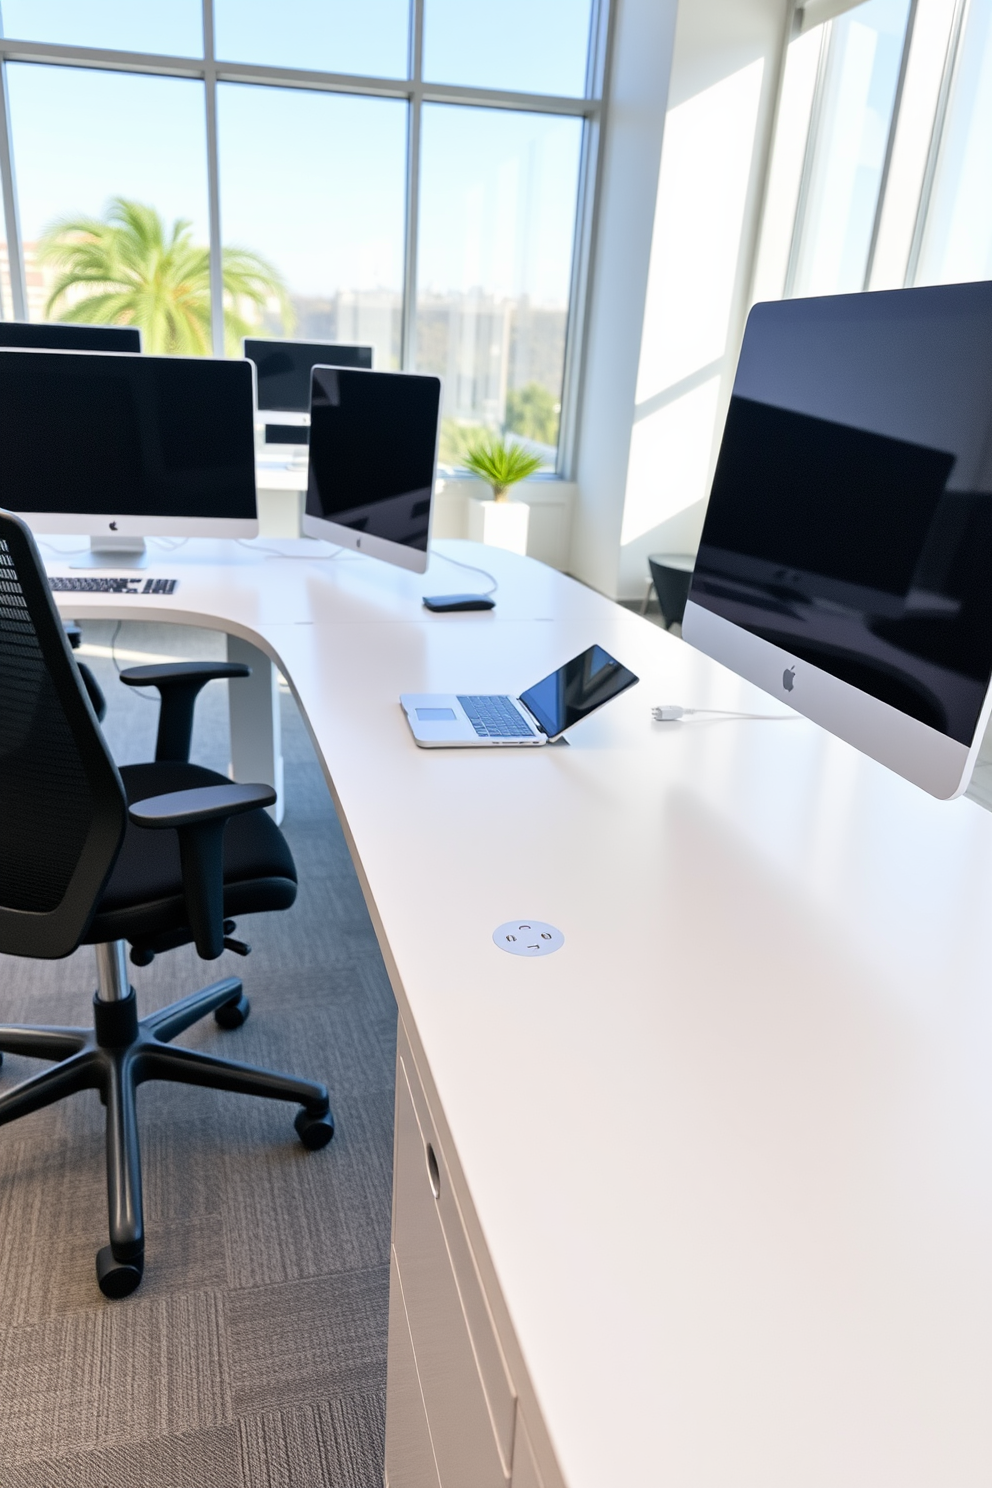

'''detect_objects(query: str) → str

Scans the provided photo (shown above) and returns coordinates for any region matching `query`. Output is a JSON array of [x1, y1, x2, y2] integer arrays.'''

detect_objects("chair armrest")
[[118, 662, 251, 764], [119, 661, 251, 689], [128, 781, 275, 830], [128, 782, 276, 959]]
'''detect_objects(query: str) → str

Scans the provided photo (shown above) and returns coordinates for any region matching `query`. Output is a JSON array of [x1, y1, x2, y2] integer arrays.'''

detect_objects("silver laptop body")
[[400, 692, 546, 747]]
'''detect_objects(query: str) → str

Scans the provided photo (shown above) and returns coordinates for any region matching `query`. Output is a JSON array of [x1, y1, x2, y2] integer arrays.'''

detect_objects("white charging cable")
[[652, 704, 796, 722]]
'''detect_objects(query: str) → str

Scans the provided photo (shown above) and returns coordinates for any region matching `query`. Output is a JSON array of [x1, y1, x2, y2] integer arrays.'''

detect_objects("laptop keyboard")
[[457, 694, 536, 739], [48, 576, 178, 595]]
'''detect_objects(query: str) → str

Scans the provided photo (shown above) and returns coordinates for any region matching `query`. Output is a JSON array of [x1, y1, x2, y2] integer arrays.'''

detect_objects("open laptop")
[[401, 644, 638, 748]]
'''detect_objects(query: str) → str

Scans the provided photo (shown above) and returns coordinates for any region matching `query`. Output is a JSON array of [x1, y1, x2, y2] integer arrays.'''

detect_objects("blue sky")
[[218, 84, 407, 297]]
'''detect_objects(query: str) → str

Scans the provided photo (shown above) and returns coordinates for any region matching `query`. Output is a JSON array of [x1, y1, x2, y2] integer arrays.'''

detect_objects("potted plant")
[[463, 434, 543, 555]]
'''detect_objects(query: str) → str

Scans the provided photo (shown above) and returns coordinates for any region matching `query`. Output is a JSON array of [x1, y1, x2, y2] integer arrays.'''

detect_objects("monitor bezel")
[[0, 320, 143, 353], [243, 336, 374, 414], [683, 580, 989, 801], [301, 364, 440, 576], [0, 345, 259, 541]]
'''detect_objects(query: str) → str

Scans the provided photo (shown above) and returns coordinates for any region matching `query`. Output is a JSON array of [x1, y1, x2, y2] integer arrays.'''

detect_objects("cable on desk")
[[652, 705, 797, 722], [38, 540, 91, 555], [235, 538, 358, 560], [429, 550, 499, 596]]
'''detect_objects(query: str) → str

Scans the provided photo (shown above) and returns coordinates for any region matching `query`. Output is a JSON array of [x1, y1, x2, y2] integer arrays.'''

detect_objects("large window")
[[0, 0, 601, 467], [915, 0, 992, 286], [754, 0, 992, 306], [6, 65, 210, 331], [416, 104, 583, 462], [217, 85, 407, 366]]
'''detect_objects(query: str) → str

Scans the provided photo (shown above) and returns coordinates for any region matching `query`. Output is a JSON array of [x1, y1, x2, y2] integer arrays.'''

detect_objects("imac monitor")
[[243, 339, 373, 446], [682, 281, 992, 799], [303, 366, 440, 574], [0, 321, 141, 353], [0, 348, 257, 565]]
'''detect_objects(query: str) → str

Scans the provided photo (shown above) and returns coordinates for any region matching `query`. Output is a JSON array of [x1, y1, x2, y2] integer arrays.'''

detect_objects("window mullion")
[[203, 0, 225, 354], [862, 0, 919, 289], [401, 0, 424, 370], [904, 0, 969, 286], [0, 57, 26, 319]]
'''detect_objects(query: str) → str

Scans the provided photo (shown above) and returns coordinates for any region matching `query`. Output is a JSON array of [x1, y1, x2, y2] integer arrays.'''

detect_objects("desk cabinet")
[[387, 1024, 525, 1488]]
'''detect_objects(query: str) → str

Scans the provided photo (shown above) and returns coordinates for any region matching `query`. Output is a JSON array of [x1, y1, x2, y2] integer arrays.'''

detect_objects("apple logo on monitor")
[[782, 667, 795, 692]]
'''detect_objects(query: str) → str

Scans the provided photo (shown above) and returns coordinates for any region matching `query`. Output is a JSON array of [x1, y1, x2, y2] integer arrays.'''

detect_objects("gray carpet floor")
[[0, 620, 396, 1487]]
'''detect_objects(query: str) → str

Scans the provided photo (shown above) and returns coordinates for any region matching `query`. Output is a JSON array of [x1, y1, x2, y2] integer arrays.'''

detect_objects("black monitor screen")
[[244, 338, 373, 412], [306, 368, 440, 553], [690, 282, 992, 745], [0, 321, 141, 353], [520, 645, 639, 738], [0, 349, 256, 519]]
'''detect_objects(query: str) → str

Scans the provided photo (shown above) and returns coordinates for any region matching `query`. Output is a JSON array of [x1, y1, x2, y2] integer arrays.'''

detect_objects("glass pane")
[[791, 0, 911, 297], [417, 104, 583, 468], [218, 84, 406, 365], [916, 0, 992, 286], [6, 65, 211, 349], [215, 0, 409, 79], [751, 27, 821, 304], [423, 0, 593, 97], [0, 0, 203, 56]]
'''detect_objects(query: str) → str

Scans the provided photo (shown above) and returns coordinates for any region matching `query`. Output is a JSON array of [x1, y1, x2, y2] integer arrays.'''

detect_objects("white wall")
[[618, 0, 793, 598], [568, 0, 680, 598], [570, 0, 793, 600]]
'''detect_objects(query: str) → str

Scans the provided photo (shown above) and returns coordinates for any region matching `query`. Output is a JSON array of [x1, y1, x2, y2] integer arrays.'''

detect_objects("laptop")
[[401, 644, 639, 748]]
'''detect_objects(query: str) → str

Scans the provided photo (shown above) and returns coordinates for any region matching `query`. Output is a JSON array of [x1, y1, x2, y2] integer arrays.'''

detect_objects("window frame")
[[0, 0, 609, 477]]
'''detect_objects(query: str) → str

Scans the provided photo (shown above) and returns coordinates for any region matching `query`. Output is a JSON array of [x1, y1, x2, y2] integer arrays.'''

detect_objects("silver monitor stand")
[[70, 535, 148, 570]]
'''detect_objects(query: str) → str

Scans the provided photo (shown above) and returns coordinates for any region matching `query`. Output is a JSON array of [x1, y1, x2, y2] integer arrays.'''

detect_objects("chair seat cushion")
[[84, 763, 297, 945]]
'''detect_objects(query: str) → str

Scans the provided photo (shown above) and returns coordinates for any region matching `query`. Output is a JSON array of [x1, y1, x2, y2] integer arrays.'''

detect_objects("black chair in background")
[[645, 553, 695, 630], [0, 509, 333, 1299]]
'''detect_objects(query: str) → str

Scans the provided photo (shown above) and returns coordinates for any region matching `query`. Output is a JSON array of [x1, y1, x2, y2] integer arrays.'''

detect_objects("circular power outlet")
[[493, 920, 564, 957]]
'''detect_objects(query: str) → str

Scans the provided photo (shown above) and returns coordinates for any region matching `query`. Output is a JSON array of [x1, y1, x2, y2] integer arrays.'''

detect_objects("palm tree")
[[38, 196, 294, 355]]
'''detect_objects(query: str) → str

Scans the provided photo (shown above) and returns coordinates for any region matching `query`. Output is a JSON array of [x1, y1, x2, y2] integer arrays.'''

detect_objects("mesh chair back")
[[0, 510, 126, 957]]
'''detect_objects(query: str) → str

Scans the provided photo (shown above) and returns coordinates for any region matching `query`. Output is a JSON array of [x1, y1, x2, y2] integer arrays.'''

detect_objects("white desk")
[[47, 536, 992, 1487]]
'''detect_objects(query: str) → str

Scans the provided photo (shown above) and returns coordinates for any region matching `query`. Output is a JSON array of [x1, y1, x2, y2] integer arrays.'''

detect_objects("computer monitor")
[[682, 281, 992, 799], [0, 348, 257, 567], [243, 338, 374, 444], [303, 366, 440, 574], [0, 321, 141, 353]]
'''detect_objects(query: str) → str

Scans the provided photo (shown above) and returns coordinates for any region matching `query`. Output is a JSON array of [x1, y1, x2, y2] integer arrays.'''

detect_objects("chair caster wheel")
[[96, 1244, 144, 1299], [215, 992, 250, 1030], [295, 1107, 334, 1150]]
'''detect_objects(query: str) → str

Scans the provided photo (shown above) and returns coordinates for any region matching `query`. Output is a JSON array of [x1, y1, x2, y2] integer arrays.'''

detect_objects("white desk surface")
[[46, 536, 992, 1487]]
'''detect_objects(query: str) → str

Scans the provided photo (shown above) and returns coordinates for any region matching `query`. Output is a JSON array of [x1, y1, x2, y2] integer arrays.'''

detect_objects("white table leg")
[[226, 634, 284, 825]]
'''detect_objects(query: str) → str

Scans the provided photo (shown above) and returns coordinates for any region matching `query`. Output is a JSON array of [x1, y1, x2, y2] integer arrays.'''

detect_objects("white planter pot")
[[466, 497, 530, 556]]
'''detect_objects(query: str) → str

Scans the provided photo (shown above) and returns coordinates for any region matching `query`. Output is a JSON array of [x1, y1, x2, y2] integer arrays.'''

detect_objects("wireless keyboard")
[[48, 576, 179, 595]]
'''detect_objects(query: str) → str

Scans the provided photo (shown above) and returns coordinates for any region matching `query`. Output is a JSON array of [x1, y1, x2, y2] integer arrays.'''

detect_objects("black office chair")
[[63, 618, 109, 722], [0, 509, 333, 1300]]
